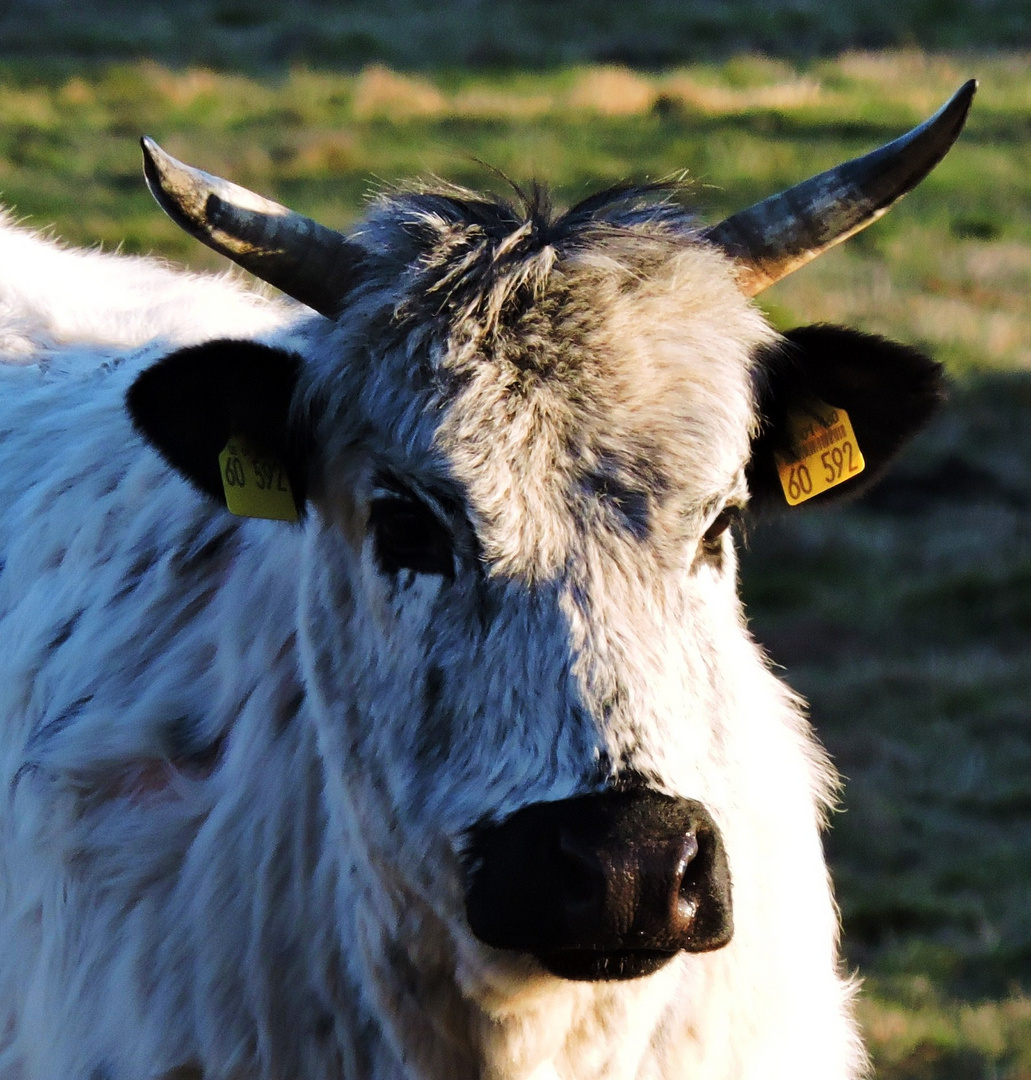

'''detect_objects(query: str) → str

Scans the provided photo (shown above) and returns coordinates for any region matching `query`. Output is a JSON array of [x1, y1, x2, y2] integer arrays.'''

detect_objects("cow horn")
[[704, 80, 976, 297], [140, 137, 366, 319]]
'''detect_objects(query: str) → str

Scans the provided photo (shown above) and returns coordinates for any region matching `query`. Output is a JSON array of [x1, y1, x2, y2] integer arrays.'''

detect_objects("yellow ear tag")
[[218, 435, 299, 522], [774, 399, 866, 506]]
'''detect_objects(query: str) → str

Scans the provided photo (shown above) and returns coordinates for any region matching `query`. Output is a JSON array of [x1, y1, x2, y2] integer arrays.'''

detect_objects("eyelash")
[[701, 505, 743, 554]]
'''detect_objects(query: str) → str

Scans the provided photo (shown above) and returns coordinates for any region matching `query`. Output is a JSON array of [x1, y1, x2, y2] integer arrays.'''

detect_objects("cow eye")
[[370, 494, 455, 579], [701, 506, 741, 553]]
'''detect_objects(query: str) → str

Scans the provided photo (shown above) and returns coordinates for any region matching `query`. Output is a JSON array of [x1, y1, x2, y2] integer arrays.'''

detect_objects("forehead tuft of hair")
[[392, 178, 694, 247], [362, 180, 700, 335]]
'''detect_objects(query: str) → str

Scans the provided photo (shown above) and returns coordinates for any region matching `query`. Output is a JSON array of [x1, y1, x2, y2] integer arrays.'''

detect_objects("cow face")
[[128, 189, 943, 1001], [291, 221, 766, 991], [129, 87, 975, 995]]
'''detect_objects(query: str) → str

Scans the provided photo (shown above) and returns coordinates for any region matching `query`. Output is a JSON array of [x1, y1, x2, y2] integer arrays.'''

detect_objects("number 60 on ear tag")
[[218, 435, 299, 522], [775, 400, 866, 507]]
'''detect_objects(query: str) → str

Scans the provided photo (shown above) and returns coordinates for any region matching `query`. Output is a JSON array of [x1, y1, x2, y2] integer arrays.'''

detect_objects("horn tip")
[[139, 136, 207, 239], [948, 78, 978, 121], [931, 80, 977, 144], [139, 137, 192, 191], [140, 136, 172, 191], [918, 78, 977, 165], [953, 79, 978, 129], [140, 136, 171, 210], [139, 135, 167, 172]]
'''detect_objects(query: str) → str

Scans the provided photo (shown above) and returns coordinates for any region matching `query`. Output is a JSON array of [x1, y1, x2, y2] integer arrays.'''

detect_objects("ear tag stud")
[[775, 399, 866, 506], [219, 435, 299, 522]]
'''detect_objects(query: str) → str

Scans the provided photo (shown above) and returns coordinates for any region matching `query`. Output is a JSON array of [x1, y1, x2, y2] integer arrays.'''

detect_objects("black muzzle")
[[464, 788, 733, 981]]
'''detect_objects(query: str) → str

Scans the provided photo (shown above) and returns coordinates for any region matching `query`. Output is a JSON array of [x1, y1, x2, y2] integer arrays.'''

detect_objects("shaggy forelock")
[[339, 180, 777, 579], [358, 181, 699, 333]]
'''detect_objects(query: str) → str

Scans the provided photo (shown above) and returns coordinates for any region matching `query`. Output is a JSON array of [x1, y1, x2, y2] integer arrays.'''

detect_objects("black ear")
[[127, 339, 309, 509], [747, 324, 946, 513]]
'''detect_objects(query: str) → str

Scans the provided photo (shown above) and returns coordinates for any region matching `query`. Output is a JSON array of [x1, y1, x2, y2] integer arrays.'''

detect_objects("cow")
[[0, 81, 974, 1080]]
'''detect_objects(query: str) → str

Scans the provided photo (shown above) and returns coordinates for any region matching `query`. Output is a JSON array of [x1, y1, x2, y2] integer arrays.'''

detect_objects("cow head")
[[126, 85, 971, 1000]]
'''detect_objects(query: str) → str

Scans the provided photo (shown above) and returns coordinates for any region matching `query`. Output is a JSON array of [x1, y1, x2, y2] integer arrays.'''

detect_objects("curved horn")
[[704, 80, 976, 297], [141, 137, 366, 318]]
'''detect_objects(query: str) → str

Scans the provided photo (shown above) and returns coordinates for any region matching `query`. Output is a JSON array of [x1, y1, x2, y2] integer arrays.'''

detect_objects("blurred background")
[[0, 2, 1027, 1075]]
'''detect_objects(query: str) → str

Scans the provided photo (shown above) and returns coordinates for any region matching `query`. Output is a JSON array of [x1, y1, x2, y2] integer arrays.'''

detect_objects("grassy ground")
[[0, 45, 1027, 1078], [743, 371, 1031, 1077]]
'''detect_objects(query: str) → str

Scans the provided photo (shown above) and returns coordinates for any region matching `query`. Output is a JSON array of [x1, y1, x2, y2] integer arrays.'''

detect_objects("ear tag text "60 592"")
[[774, 400, 865, 506], [218, 435, 299, 522]]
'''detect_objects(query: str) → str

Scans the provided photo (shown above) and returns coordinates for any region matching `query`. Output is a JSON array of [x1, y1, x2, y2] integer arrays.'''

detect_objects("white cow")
[[0, 83, 974, 1080]]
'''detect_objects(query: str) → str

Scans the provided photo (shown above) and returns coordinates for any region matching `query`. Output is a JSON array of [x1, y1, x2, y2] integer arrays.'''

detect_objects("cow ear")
[[747, 324, 945, 513], [127, 339, 310, 512]]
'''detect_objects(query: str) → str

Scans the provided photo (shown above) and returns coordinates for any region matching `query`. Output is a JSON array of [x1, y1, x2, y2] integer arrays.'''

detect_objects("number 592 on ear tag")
[[775, 400, 866, 507], [219, 435, 299, 522]]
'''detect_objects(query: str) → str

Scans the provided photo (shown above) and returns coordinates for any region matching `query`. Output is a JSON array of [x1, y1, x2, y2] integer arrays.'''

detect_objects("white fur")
[[0, 204, 865, 1080]]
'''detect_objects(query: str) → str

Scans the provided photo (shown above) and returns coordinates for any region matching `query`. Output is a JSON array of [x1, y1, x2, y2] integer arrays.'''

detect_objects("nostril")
[[672, 831, 701, 929], [675, 832, 700, 879], [676, 894, 699, 925], [672, 822, 734, 950]]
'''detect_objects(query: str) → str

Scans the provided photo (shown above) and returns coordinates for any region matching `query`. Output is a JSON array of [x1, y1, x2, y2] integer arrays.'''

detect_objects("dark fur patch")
[[747, 324, 946, 514], [275, 688, 306, 736], [162, 714, 225, 777], [173, 524, 239, 575], [108, 543, 161, 605], [26, 694, 95, 755], [474, 576, 504, 631], [313, 1012, 335, 1041], [126, 545, 160, 580], [48, 609, 84, 652], [584, 468, 651, 541], [415, 664, 452, 765]]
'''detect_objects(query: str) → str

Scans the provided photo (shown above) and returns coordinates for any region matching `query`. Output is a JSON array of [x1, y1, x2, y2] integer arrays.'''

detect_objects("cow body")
[[0, 84, 973, 1079], [0, 202, 861, 1080]]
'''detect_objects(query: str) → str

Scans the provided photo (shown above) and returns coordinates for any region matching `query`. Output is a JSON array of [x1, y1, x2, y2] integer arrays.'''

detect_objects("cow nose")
[[555, 825, 700, 942], [464, 789, 733, 981]]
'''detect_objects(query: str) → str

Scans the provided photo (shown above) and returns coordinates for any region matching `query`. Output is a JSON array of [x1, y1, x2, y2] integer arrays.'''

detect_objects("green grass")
[[0, 55, 1027, 368], [858, 978, 1031, 1079], [740, 370, 1031, 1077], [0, 48, 1027, 1078]]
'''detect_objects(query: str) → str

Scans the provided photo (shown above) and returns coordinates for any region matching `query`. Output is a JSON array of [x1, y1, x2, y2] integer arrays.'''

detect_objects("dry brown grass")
[[351, 64, 447, 119], [565, 66, 656, 116]]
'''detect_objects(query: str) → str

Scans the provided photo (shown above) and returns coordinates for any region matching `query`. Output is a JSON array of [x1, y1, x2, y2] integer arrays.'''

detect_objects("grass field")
[[0, 31, 1027, 1079]]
